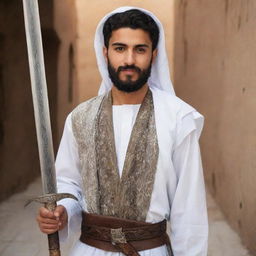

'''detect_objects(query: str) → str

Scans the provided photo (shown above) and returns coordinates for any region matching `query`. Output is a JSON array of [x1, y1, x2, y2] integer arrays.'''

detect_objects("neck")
[[111, 84, 149, 105]]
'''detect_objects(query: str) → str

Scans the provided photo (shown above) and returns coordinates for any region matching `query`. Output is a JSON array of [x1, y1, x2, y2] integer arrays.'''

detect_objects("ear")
[[152, 49, 157, 63], [103, 47, 108, 62]]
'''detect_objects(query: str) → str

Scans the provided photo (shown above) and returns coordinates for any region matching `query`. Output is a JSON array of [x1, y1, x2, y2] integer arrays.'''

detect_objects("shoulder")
[[69, 94, 106, 140], [150, 87, 204, 142], [151, 87, 199, 117], [72, 94, 105, 117], [70, 94, 105, 133]]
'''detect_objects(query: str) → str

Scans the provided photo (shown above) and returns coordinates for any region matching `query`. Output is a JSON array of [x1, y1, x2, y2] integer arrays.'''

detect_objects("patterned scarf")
[[72, 90, 159, 221]]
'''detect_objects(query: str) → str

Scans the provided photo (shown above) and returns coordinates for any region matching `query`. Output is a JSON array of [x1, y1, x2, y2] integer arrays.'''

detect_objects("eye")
[[115, 46, 125, 52], [136, 47, 146, 54]]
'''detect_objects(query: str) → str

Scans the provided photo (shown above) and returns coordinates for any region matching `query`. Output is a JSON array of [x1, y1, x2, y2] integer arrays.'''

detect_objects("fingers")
[[40, 222, 60, 231], [53, 205, 66, 220], [40, 207, 55, 218], [37, 217, 60, 234], [36, 205, 68, 234], [54, 205, 68, 231], [36, 206, 61, 234]]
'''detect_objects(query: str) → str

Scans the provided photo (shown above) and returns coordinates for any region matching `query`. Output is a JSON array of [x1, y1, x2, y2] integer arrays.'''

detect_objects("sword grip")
[[45, 201, 61, 256], [48, 232, 61, 256]]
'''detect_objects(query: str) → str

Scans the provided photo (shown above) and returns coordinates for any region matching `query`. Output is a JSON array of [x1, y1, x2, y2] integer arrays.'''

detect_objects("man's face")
[[104, 28, 157, 92]]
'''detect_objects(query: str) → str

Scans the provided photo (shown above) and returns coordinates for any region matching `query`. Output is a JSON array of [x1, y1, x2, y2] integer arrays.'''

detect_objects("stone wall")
[[173, 0, 256, 254]]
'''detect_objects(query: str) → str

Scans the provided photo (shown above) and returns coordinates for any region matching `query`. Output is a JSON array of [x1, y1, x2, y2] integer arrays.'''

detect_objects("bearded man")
[[36, 7, 208, 256]]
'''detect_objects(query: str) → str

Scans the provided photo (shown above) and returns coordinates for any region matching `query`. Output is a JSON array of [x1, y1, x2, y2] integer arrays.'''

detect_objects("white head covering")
[[95, 6, 175, 95]]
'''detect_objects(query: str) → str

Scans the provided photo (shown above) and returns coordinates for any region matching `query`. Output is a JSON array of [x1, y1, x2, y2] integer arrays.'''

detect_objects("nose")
[[124, 49, 135, 66]]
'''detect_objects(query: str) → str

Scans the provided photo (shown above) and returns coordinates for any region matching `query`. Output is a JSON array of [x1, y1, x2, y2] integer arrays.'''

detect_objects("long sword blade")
[[22, 0, 56, 195]]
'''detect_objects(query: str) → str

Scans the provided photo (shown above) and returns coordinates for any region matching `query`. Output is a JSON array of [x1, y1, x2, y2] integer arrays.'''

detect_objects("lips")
[[118, 65, 141, 73], [121, 69, 136, 75]]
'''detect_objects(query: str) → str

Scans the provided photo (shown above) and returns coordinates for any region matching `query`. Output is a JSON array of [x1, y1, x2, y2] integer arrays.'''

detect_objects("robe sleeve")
[[170, 111, 208, 256], [55, 114, 84, 242]]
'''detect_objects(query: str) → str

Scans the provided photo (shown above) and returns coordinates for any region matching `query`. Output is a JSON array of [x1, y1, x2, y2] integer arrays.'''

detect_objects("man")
[[37, 7, 208, 256]]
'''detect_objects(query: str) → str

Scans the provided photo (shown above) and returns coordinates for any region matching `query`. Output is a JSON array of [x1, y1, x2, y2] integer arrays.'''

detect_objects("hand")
[[36, 205, 68, 234]]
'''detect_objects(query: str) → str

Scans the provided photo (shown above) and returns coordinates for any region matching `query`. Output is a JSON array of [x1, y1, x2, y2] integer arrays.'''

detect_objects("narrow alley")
[[1, 1, 256, 256], [0, 178, 252, 256]]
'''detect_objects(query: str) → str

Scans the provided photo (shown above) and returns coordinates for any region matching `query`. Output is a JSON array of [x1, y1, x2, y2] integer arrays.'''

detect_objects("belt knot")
[[111, 228, 127, 244]]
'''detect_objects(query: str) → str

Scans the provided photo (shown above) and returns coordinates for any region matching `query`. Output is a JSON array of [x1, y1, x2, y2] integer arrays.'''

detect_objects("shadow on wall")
[[172, 0, 256, 254], [0, 1, 60, 202], [42, 28, 60, 153]]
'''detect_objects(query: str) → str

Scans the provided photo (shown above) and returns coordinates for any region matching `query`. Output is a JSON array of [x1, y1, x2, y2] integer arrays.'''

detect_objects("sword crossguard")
[[25, 193, 78, 208], [25, 192, 78, 256]]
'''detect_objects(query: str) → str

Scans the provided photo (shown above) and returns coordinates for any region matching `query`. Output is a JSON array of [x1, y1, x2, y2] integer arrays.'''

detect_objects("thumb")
[[54, 205, 66, 220]]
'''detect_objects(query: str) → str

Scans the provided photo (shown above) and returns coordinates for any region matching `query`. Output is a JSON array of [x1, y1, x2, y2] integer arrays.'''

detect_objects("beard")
[[107, 59, 152, 93]]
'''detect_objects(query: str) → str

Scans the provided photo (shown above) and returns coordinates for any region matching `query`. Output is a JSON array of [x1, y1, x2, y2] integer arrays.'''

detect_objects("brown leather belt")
[[80, 212, 173, 256]]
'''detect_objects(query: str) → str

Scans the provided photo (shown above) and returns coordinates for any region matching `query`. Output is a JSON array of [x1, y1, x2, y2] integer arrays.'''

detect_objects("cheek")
[[137, 55, 152, 68], [108, 52, 123, 68]]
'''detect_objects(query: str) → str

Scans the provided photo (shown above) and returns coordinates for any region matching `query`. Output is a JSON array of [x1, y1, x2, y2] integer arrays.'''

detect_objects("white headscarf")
[[94, 6, 175, 95]]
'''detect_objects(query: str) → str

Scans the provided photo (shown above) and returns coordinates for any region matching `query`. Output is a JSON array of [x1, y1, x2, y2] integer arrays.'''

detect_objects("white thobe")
[[56, 88, 208, 256]]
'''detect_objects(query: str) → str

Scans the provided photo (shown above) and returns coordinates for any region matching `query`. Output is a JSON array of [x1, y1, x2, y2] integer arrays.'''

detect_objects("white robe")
[[56, 87, 208, 256]]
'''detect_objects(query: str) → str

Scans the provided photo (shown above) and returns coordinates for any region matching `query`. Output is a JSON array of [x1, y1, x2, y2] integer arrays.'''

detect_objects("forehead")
[[109, 28, 152, 47]]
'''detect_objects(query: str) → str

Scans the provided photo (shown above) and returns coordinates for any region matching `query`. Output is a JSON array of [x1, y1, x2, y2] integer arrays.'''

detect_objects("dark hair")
[[103, 9, 159, 50]]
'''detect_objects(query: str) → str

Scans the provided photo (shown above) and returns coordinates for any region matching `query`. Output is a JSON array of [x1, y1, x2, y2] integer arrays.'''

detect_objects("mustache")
[[117, 65, 141, 73]]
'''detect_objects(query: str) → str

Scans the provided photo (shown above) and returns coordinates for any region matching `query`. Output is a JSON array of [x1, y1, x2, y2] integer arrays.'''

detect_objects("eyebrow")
[[135, 44, 149, 48], [112, 43, 126, 47], [111, 43, 150, 48]]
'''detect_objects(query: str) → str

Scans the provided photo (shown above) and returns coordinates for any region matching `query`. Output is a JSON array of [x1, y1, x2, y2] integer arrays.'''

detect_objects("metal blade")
[[22, 0, 56, 194]]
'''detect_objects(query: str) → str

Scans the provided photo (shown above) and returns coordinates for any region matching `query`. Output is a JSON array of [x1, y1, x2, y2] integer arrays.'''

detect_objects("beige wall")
[[0, 1, 57, 201], [0, 0, 41, 202], [75, 0, 175, 102], [53, 0, 78, 138], [0, 0, 77, 201], [173, 0, 256, 254]]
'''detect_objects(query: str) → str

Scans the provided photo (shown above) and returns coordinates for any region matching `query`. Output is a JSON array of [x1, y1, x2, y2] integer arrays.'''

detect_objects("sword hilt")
[[46, 200, 60, 256], [25, 193, 78, 207], [25, 193, 78, 256]]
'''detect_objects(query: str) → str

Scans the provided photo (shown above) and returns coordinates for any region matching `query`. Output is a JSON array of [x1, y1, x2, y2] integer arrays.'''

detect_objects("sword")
[[22, 1, 77, 255]]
